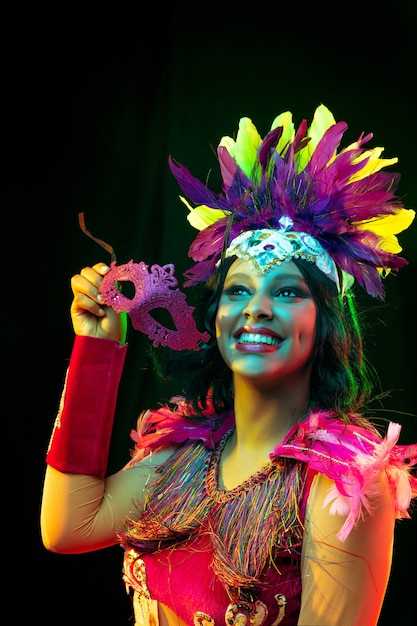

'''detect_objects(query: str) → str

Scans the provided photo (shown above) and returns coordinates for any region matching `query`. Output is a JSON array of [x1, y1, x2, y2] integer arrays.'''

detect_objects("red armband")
[[46, 335, 128, 477]]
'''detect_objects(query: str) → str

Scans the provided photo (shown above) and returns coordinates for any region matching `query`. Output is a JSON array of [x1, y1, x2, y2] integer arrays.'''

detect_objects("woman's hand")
[[70, 263, 127, 343]]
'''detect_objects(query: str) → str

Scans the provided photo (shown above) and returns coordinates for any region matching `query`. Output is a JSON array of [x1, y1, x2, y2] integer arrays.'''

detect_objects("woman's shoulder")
[[272, 408, 417, 541], [128, 395, 235, 464]]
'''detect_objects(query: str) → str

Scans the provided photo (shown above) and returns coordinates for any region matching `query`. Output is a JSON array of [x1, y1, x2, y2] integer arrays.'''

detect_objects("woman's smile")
[[234, 326, 284, 352]]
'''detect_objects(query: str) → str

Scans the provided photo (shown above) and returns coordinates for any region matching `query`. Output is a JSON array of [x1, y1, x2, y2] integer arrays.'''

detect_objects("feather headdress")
[[169, 104, 415, 299]]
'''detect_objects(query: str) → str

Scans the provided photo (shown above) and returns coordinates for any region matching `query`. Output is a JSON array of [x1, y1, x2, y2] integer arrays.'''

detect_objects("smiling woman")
[[40, 105, 417, 626]]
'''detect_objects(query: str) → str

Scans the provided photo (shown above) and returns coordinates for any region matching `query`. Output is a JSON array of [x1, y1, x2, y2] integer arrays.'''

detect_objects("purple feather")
[[305, 122, 348, 177], [217, 145, 239, 192], [258, 126, 283, 169], [324, 230, 408, 299], [168, 157, 230, 213], [184, 257, 218, 286], [293, 118, 308, 148], [188, 220, 229, 261]]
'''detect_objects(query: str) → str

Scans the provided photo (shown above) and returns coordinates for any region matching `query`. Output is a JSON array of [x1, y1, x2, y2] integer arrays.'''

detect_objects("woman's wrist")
[[46, 335, 128, 477]]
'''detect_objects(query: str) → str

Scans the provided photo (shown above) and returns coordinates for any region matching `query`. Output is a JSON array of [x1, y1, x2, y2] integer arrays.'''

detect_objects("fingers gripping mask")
[[100, 260, 210, 351]]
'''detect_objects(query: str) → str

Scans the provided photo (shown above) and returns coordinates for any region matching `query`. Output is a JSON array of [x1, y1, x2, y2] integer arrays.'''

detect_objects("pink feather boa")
[[271, 409, 417, 540], [129, 399, 417, 542]]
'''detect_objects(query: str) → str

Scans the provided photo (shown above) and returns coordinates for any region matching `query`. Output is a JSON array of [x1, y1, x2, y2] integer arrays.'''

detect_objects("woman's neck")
[[231, 375, 310, 452], [219, 381, 309, 490]]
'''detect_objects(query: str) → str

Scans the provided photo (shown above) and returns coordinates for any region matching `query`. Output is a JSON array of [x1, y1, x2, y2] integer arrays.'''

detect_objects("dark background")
[[5, 1, 417, 623]]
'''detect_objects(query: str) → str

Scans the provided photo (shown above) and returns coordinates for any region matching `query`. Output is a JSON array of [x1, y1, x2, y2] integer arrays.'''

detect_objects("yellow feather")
[[297, 104, 336, 172], [348, 146, 398, 183], [180, 196, 230, 231], [355, 208, 416, 253], [270, 111, 294, 156], [219, 117, 261, 180]]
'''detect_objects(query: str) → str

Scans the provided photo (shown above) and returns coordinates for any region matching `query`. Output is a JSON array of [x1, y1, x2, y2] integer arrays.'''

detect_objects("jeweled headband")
[[169, 104, 415, 300]]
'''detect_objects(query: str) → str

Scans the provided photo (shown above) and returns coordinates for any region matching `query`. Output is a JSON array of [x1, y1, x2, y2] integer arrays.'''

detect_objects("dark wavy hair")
[[149, 257, 376, 423]]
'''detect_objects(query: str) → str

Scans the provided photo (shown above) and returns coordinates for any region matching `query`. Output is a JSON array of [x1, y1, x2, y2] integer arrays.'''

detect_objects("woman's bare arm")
[[298, 472, 395, 626], [40, 446, 176, 553]]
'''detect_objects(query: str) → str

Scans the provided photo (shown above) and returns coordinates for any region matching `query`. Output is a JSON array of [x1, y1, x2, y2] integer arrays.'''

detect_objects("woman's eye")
[[276, 288, 297, 298], [224, 285, 250, 297]]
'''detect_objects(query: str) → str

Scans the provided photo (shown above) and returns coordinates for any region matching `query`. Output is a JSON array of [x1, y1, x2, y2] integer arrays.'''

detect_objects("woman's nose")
[[243, 292, 273, 320]]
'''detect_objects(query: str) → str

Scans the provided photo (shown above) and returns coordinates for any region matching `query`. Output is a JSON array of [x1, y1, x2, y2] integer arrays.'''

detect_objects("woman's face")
[[215, 258, 317, 386]]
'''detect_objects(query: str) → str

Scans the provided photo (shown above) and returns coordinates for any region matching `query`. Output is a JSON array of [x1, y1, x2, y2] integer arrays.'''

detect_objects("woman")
[[41, 104, 417, 625]]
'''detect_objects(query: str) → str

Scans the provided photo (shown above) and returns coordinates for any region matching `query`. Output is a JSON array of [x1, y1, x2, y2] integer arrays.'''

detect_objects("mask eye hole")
[[115, 280, 135, 300], [148, 307, 177, 330]]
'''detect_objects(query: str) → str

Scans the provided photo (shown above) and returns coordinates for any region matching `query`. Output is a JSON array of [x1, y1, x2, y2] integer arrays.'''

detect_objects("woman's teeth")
[[237, 333, 281, 346]]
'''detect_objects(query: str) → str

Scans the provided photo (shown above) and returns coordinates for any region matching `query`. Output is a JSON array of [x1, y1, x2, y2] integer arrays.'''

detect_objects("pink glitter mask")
[[99, 260, 210, 351], [79, 213, 209, 352]]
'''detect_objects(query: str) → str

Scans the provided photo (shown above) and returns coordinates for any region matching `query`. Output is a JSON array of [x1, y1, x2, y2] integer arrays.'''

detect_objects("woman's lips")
[[233, 327, 283, 352]]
